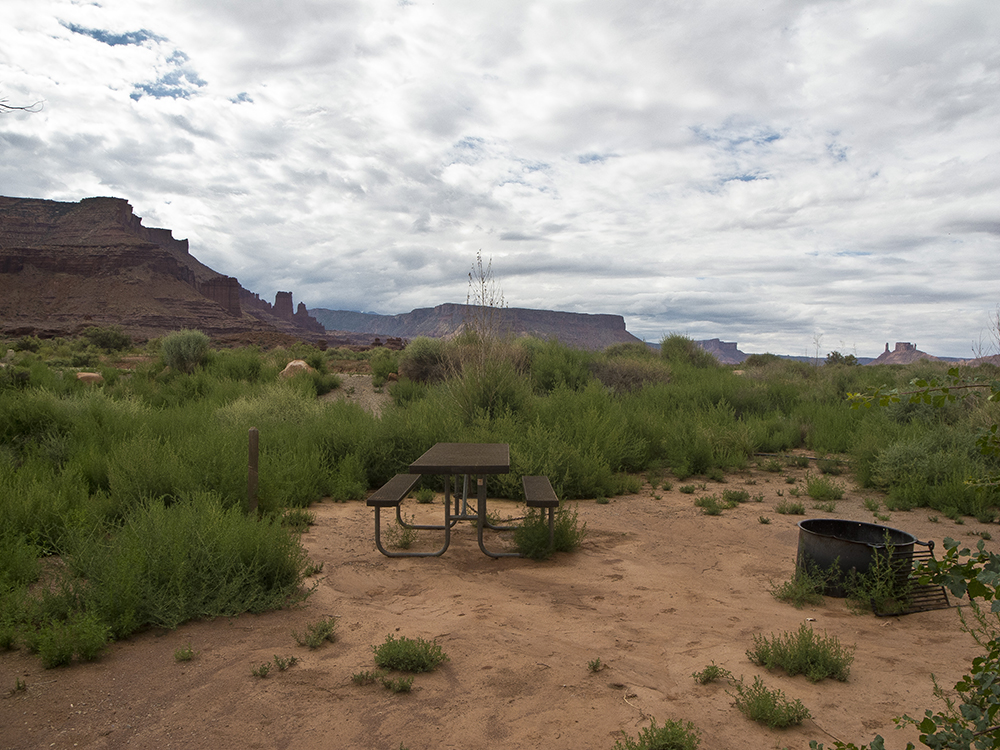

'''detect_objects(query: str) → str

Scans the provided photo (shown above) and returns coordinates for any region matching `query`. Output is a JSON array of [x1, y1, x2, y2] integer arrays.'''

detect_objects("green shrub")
[[659, 334, 718, 369], [806, 473, 845, 501], [68, 494, 308, 638], [161, 330, 210, 373], [589, 357, 671, 394], [397, 337, 447, 383], [527, 339, 592, 393], [843, 541, 914, 615], [692, 662, 732, 684], [293, 617, 338, 648], [612, 718, 701, 750], [730, 675, 810, 728], [369, 348, 398, 387], [770, 562, 837, 608], [603, 342, 656, 359], [371, 634, 448, 673], [82, 325, 131, 352], [32, 611, 110, 668], [390, 377, 428, 407], [775, 499, 805, 515], [513, 505, 587, 559], [695, 495, 724, 515], [747, 623, 854, 682]]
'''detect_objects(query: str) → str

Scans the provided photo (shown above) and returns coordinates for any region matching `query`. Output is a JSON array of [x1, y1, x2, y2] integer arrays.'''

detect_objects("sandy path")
[[2, 461, 995, 750]]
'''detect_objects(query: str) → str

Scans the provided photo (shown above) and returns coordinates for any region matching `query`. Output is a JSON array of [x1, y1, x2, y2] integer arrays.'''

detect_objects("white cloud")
[[2, 0, 998, 357]]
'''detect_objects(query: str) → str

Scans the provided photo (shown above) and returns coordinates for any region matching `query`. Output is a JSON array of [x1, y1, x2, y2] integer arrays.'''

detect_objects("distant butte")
[[0, 195, 323, 344]]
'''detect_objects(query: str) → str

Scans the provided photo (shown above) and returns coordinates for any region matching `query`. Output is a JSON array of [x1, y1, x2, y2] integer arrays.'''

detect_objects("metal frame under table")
[[402, 442, 514, 558]]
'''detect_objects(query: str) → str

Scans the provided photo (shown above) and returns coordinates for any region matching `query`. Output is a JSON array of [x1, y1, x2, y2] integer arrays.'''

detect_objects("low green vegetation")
[[770, 562, 838, 608], [293, 617, 338, 648], [775, 499, 806, 515], [612, 718, 701, 750], [512, 505, 586, 559], [371, 634, 448, 673], [729, 675, 811, 728], [692, 662, 732, 684], [2, 328, 999, 668], [746, 623, 854, 682]]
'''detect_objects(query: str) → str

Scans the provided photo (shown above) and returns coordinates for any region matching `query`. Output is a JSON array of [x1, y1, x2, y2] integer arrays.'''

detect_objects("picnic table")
[[366, 442, 558, 559]]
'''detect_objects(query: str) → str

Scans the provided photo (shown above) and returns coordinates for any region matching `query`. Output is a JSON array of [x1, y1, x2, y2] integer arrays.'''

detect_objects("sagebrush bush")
[[589, 357, 671, 394], [398, 336, 447, 383], [161, 329, 210, 373], [660, 334, 718, 369]]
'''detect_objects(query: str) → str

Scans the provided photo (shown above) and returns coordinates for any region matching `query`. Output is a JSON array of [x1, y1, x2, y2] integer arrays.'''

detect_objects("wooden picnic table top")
[[408, 442, 510, 475]]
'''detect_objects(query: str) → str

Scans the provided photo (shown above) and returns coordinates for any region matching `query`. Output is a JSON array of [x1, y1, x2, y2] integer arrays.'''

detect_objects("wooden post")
[[248, 427, 259, 513]]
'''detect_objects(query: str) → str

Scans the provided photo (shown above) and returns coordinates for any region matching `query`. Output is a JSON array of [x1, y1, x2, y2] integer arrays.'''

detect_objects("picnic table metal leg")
[[477, 475, 522, 558], [372, 505, 451, 558]]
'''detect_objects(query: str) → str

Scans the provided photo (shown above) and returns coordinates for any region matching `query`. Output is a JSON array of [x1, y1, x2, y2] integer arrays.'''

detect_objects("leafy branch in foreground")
[[847, 367, 1000, 489]]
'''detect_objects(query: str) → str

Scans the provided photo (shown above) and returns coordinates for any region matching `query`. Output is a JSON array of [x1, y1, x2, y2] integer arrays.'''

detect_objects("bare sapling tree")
[[464, 250, 507, 343], [0, 97, 43, 113]]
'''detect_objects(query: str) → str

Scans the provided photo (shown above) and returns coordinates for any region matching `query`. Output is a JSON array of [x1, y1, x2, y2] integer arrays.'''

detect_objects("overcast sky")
[[2, 1, 998, 358]]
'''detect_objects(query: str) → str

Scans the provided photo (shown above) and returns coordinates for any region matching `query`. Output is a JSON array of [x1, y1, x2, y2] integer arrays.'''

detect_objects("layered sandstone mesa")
[[309, 302, 648, 350], [0, 195, 324, 342]]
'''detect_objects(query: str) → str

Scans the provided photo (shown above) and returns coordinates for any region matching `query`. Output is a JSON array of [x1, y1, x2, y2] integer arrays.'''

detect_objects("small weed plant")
[[415, 487, 435, 504], [695, 495, 723, 515], [513, 505, 586, 559], [730, 675, 810, 728], [775, 499, 806, 515], [293, 617, 338, 648], [758, 515, 771, 524], [612, 718, 701, 750], [817, 458, 844, 475], [384, 516, 418, 550], [381, 674, 414, 693], [272, 654, 298, 671], [692, 662, 732, 684], [679, 485, 697, 494], [351, 669, 385, 685], [813, 501, 837, 513], [746, 623, 854, 682], [721, 488, 750, 504], [174, 644, 196, 662], [588, 657, 604, 673], [770, 562, 838, 608], [843, 540, 913, 615], [806, 473, 845, 501], [282, 507, 315, 533], [372, 634, 449, 673], [251, 661, 271, 678]]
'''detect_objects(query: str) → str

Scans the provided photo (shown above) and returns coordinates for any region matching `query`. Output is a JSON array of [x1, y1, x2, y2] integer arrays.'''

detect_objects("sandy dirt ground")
[[3, 454, 997, 750]]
